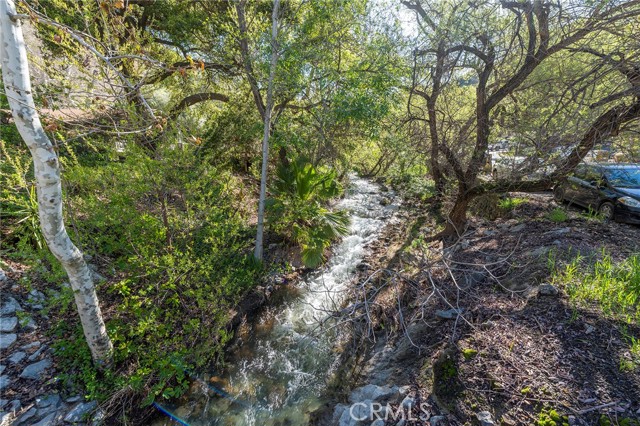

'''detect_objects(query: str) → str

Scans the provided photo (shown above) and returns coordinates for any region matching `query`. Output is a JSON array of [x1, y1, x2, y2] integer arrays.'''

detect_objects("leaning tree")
[[404, 0, 640, 237]]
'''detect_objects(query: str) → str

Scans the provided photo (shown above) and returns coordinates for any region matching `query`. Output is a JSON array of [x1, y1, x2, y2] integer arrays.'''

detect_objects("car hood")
[[617, 187, 640, 200]]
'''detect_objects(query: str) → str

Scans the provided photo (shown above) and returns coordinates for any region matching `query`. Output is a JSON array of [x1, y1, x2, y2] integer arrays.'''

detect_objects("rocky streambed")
[[0, 269, 103, 426]]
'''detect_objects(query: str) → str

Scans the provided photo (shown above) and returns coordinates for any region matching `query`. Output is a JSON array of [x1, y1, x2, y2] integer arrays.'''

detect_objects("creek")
[[156, 176, 399, 426]]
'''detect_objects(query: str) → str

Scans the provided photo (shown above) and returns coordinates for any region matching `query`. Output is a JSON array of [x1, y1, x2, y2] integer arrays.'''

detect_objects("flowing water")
[[157, 176, 399, 426]]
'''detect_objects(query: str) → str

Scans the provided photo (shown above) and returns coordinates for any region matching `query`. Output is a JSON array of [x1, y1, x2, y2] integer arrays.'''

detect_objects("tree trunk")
[[442, 190, 471, 239], [254, 0, 280, 261], [427, 107, 445, 200], [0, 0, 113, 367]]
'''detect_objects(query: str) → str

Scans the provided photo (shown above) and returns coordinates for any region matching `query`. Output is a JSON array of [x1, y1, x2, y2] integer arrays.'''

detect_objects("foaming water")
[[157, 176, 399, 426]]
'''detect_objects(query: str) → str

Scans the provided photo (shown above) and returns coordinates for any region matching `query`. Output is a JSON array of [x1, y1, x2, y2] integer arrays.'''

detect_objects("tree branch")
[[169, 92, 229, 119]]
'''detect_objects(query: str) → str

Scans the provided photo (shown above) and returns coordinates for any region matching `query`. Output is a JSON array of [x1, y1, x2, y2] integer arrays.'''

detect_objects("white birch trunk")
[[0, 0, 113, 367], [254, 0, 281, 261]]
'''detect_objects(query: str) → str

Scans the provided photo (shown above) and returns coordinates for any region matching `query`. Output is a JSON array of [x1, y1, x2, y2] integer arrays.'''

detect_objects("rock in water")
[[349, 384, 400, 404]]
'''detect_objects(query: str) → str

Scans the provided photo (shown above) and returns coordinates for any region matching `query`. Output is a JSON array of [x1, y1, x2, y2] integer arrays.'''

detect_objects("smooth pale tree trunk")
[[0, 0, 113, 367], [254, 0, 280, 261]]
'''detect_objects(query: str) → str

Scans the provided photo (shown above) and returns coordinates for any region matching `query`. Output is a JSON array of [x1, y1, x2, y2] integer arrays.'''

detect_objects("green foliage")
[[552, 252, 640, 324], [618, 328, 640, 372], [8, 143, 262, 406], [462, 348, 478, 360], [536, 409, 569, 426], [546, 208, 569, 223], [581, 207, 606, 222], [268, 157, 349, 267], [0, 140, 45, 250], [470, 194, 525, 220], [498, 197, 526, 212]]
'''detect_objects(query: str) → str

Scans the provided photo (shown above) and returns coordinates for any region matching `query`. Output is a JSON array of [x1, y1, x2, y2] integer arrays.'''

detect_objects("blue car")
[[553, 163, 640, 224]]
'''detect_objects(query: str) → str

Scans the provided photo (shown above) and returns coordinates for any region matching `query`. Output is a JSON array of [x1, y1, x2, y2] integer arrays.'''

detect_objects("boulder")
[[36, 394, 61, 409], [333, 404, 349, 425], [0, 376, 10, 391], [462, 271, 487, 288], [349, 384, 401, 404], [0, 317, 17, 333], [32, 413, 57, 426], [477, 411, 496, 426], [20, 342, 41, 350], [21, 317, 37, 332], [338, 401, 376, 426], [0, 334, 17, 350], [435, 308, 464, 319], [0, 297, 22, 316], [430, 416, 445, 425], [15, 407, 37, 425], [8, 352, 26, 364], [28, 345, 48, 362], [544, 227, 571, 237], [19, 359, 51, 380], [64, 401, 97, 423], [28, 290, 45, 303], [510, 223, 526, 233], [538, 284, 559, 296], [400, 395, 415, 410], [8, 400, 21, 412]]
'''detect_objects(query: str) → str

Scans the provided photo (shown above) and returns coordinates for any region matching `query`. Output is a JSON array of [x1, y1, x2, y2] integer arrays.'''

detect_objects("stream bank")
[[153, 176, 402, 426], [317, 191, 640, 426]]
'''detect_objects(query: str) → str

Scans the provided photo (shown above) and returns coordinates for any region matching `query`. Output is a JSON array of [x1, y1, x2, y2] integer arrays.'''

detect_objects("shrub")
[[470, 193, 502, 220], [546, 207, 569, 222], [0, 140, 45, 250], [268, 157, 349, 267], [498, 197, 526, 212], [8, 144, 263, 408]]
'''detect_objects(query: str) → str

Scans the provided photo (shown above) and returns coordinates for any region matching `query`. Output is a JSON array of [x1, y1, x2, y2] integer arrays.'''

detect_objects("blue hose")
[[191, 376, 252, 409], [153, 402, 190, 426]]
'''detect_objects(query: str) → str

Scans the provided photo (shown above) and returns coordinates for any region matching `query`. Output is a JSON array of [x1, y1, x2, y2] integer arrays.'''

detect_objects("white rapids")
[[157, 176, 400, 426]]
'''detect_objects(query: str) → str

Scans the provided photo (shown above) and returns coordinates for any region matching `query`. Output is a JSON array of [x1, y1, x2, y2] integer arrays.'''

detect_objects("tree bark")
[[0, 0, 113, 367], [442, 188, 471, 239], [253, 0, 280, 261]]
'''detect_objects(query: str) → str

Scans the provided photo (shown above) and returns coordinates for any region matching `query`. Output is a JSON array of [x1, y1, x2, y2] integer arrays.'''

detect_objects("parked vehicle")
[[553, 163, 640, 224]]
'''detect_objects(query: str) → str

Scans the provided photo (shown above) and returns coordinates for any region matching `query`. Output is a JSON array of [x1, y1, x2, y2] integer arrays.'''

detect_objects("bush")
[[546, 207, 569, 223], [6, 143, 263, 409], [470, 193, 502, 220], [268, 157, 349, 267]]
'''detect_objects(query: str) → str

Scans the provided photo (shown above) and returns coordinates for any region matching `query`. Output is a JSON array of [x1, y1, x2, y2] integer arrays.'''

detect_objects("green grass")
[[581, 207, 605, 222], [552, 252, 639, 324], [546, 207, 569, 222], [498, 197, 526, 212]]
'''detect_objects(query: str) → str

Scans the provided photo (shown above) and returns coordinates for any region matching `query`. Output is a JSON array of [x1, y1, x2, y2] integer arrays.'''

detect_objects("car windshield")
[[604, 168, 640, 188]]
